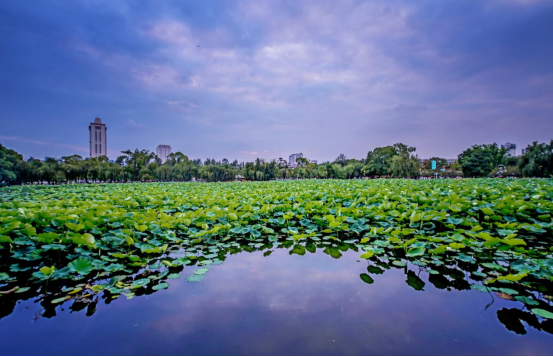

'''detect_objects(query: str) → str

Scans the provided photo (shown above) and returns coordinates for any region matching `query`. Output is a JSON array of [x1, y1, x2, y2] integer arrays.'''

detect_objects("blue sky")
[[1, 0, 552, 162]]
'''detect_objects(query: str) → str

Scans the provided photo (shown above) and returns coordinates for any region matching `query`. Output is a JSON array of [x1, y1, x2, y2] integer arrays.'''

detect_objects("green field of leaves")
[[1, 179, 553, 321]]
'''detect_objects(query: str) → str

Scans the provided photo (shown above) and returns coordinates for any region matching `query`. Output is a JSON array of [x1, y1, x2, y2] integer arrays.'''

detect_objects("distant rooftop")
[[91, 117, 106, 126]]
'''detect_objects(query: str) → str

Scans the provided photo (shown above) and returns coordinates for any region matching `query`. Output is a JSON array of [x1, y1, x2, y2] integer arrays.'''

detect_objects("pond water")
[[1, 247, 552, 355]]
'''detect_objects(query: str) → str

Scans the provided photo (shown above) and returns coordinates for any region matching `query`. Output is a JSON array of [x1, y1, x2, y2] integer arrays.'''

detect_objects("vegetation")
[[518, 141, 553, 178], [458, 144, 507, 178], [1, 140, 552, 185], [0, 179, 552, 328]]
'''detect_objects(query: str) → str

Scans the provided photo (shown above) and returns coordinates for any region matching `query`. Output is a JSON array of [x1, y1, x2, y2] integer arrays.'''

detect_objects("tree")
[[296, 157, 310, 167], [519, 141, 553, 177], [389, 155, 420, 178], [458, 144, 506, 178], [120, 149, 156, 181], [365, 143, 416, 176], [388, 143, 420, 178], [334, 154, 348, 167], [0, 143, 23, 183]]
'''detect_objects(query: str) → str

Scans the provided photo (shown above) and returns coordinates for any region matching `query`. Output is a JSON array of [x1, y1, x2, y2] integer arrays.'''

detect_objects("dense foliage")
[[458, 144, 507, 178], [0, 144, 24, 183], [1, 179, 553, 327], [518, 141, 553, 178], [2, 140, 551, 185]]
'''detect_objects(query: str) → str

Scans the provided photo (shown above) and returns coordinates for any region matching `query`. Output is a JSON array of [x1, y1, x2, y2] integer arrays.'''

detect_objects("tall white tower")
[[89, 117, 107, 158], [156, 145, 172, 163]]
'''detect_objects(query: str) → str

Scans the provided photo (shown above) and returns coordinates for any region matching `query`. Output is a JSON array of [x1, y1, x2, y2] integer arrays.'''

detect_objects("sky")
[[1, 0, 552, 162]]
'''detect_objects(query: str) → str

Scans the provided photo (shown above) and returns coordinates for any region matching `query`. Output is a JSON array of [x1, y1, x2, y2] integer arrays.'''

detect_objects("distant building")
[[156, 145, 172, 163], [89, 117, 107, 158], [289, 152, 303, 166], [446, 159, 456, 165], [501, 142, 516, 156], [310, 160, 318, 164]]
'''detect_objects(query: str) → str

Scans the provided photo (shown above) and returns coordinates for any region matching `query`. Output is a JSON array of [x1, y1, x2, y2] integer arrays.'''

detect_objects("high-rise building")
[[89, 117, 107, 158], [156, 145, 172, 163], [289, 152, 303, 166], [501, 142, 516, 156]]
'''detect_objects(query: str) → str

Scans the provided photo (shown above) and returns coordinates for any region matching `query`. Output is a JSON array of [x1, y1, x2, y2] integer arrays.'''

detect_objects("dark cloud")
[[0, 0, 552, 161]]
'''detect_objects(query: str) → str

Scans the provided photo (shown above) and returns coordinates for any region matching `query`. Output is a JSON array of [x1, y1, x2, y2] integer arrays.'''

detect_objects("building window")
[[95, 144, 97, 153], [99, 131, 101, 141], [99, 144, 101, 154]]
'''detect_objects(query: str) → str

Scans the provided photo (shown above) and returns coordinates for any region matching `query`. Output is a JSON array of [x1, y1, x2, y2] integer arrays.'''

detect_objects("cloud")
[[0, 135, 88, 153], [125, 119, 147, 129], [1, 0, 552, 161]]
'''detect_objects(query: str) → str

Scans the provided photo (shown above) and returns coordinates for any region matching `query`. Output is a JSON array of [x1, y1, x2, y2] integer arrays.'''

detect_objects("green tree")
[[365, 143, 416, 176], [333, 154, 348, 167], [458, 144, 506, 178], [0, 143, 23, 183], [519, 141, 553, 177], [120, 149, 156, 181]]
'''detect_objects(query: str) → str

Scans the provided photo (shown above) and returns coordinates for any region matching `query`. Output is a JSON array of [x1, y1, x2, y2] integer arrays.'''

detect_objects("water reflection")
[[1, 243, 553, 354], [1, 239, 552, 342]]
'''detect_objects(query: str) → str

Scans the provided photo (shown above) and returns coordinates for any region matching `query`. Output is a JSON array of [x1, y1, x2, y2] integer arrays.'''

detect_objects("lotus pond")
[[1, 179, 553, 355]]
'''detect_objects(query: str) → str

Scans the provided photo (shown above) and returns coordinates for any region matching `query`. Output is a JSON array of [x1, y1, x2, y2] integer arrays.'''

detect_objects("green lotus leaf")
[[514, 296, 539, 306], [131, 278, 151, 289], [531, 308, 553, 319], [0, 235, 14, 244], [152, 282, 169, 291], [65, 222, 84, 232], [68, 258, 93, 275], [194, 268, 209, 275], [360, 273, 374, 284], [186, 274, 205, 283], [406, 247, 425, 257]]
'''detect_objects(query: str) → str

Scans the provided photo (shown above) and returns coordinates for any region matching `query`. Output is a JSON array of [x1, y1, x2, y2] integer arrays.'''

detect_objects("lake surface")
[[1, 247, 552, 355]]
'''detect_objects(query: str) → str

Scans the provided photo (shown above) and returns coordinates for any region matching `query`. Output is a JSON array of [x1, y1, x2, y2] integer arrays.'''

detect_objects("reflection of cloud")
[[132, 247, 537, 355], [3, 244, 552, 354]]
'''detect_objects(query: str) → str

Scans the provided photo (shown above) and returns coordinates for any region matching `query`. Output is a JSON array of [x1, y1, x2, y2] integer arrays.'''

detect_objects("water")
[[1, 248, 552, 355]]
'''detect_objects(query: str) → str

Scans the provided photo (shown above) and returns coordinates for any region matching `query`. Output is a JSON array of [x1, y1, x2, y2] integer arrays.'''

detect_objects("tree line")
[[1, 140, 552, 185]]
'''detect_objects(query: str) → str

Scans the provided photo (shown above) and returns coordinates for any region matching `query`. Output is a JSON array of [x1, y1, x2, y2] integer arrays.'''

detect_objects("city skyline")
[[1, 112, 542, 163], [1, 1, 553, 162]]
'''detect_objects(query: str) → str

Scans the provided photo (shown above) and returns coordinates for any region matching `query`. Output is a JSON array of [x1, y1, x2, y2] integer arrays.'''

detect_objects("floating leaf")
[[360, 252, 373, 259], [186, 274, 204, 283], [0, 236, 14, 244], [152, 282, 169, 290], [359, 273, 374, 284], [51, 296, 70, 304], [194, 268, 209, 275], [68, 258, 93, 275], [406, 247, 425, 257], [531, 309, 553, 319], [131, 278, 151, 289], [514, 296, 539, 306]]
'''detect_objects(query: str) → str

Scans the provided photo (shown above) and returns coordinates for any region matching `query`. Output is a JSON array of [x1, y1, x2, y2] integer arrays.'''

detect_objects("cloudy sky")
[[1, 0, 552, 162]]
